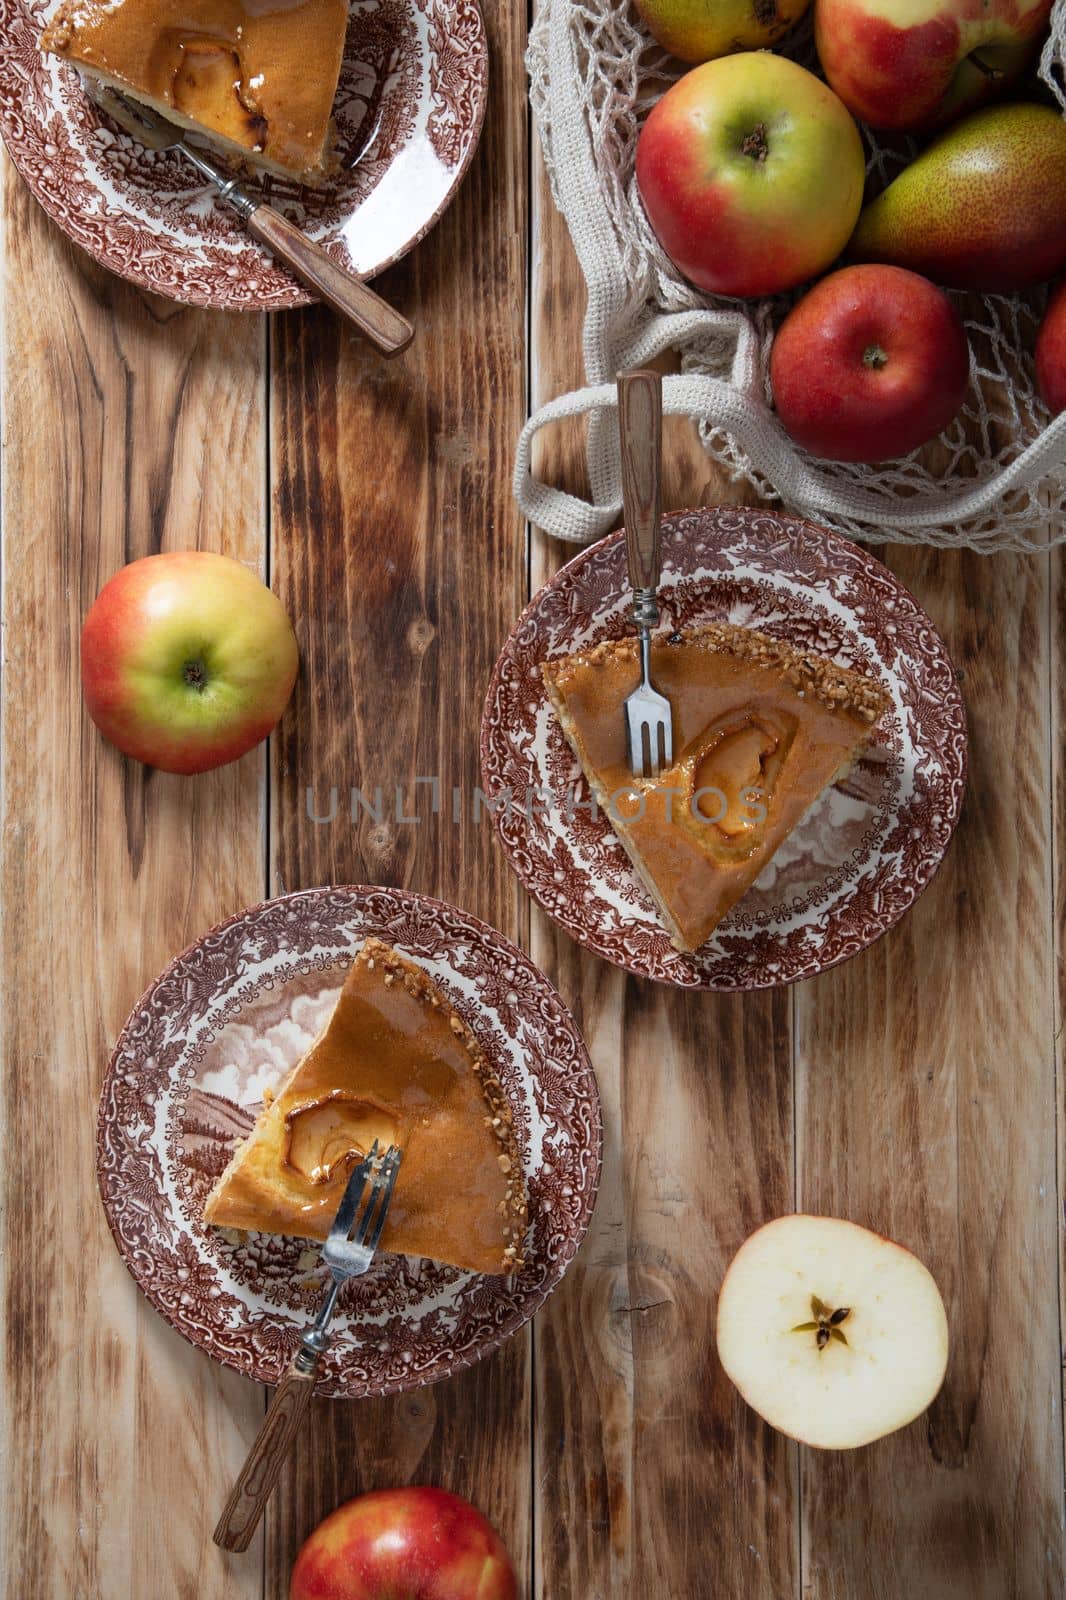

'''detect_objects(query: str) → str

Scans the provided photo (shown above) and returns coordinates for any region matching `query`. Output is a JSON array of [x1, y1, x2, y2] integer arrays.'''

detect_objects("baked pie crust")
[[41, 0, 348, 182], [204, 939, 528, 1275], [541, 623, 890, 952]]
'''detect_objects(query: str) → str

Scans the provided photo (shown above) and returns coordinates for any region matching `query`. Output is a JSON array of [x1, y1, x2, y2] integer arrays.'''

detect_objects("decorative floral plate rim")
[[0, 0, 488, 309], [480, 506, 968, 991], [96, 884, 601, 1397]]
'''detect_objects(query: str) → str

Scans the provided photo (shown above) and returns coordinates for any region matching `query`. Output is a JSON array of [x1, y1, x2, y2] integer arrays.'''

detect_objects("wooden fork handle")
[[247, 204, 414, 357], [617, 367, 663, 601], [213, 1359, 318, 1552]]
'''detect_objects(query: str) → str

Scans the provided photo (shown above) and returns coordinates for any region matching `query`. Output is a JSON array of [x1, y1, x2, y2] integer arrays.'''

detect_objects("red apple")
[[1036, 281, 1066, 415], [769, 264, 970, 462], [81, 551, 298, 775], [289, 1487, 518, 1600], [635, 52, 866, 299], [815, 0, 1053, 133]]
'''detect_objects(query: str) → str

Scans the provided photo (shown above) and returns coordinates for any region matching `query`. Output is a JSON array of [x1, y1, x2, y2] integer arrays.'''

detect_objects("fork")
[[213, 1140, 403, 1552], [618, 368, 673, 779], [85, 81, 414, 357]]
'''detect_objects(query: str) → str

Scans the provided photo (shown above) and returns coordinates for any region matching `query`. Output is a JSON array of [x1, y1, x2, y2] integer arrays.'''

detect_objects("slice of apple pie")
[[41, 0, 349, 183], [541, 622, 890, 952], [204, 939, 528, 1275]]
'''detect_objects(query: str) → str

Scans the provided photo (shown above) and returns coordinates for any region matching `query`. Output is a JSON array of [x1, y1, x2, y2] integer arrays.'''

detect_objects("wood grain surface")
[[262, 0, 531, 1590], [529, 117, 800, 1600], [526, 96, 1066, 1600], [0, 156, 268, 1599], [1, 2, 1065, 1596], [796, 546, 1064, 1599]]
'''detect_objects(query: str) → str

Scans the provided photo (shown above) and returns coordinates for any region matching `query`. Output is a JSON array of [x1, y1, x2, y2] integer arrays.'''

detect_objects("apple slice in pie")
[[541, 622, 890, 953], [203, 939, 528, 1275], [40, 0, 349, 183]]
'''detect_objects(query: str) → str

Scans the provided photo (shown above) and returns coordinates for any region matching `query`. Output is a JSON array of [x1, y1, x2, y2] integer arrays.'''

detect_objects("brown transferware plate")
[[480, 507, 967, 990], [0, 0, 487, 308], [97, 885, 601, 1397]]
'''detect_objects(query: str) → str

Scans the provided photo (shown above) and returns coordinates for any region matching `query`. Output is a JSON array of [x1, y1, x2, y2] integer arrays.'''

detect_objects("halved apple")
[[716, 1214, 948, 1449]]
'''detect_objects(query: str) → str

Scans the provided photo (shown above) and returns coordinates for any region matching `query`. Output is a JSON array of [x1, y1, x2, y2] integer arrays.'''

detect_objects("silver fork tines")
[[296, 1141, 402, 1371], [211, 1138, 403, 1553], [618, 369, 673, 782], [625, 611, 673, 780]]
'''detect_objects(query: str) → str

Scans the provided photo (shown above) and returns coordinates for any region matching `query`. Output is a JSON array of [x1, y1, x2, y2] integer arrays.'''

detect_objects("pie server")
[[86, 81, 414, 357], [213, 1140, 403, 1553]]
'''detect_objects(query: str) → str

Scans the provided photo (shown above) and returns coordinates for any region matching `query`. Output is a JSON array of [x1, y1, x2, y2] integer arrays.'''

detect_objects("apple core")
[[740, 122, 769, 162], [790, 1293, 853, 1350]]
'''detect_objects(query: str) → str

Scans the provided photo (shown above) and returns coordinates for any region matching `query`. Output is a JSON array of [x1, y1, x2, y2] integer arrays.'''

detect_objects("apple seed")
[[791, 1295, 852, 1351]]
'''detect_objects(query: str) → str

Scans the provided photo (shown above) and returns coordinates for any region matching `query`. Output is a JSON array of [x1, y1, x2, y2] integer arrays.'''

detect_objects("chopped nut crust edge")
[[356, 937, 529, 1271], [543, 622, 891, 725]]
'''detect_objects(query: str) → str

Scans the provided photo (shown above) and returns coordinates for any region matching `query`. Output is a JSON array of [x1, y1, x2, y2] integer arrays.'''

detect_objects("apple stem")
[[968, 50, 1004, 80], [183, 659, 208, 691], [862, 344, 889, 371], [740, 123, 769, 164]]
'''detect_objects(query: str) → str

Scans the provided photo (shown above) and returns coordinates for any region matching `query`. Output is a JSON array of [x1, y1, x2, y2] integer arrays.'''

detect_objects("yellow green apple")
[[636, 53, 866, 299], [80, 551, 298, 775], [634, 0, 813, 63]]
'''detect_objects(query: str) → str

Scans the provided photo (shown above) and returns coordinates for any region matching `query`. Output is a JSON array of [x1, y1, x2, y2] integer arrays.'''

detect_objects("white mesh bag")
[[515, 0, 1066, 551]]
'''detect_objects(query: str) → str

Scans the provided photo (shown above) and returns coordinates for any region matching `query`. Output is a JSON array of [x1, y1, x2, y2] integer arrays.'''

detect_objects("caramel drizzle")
[[282, 1090, 397, 1187]]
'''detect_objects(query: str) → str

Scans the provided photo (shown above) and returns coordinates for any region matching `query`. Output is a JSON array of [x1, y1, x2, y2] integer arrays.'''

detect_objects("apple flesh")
[[769, 264, 970, 462], [81, 551, 298, 776], [635, 53, 866, 299], [1036, 281, 1066, 416], [815, 0, 1053, 133], [716, 1214, 949, 1449], [289, 1487, 518, 1600]]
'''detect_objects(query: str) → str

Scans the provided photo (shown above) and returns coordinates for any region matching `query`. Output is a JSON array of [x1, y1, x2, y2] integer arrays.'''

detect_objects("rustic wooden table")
[[2, 4, 1065, 1597]]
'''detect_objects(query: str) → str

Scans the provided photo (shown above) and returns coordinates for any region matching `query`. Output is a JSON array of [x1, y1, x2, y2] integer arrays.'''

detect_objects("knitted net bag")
[[515, 0, 1066, 551]]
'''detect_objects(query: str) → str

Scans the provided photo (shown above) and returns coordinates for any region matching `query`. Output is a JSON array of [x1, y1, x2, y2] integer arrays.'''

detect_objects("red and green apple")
[[635, 53, 866, 299], [815, 0, 1054, 132], [288, 1487, 518, 1600], [81, 551, 298, 776]]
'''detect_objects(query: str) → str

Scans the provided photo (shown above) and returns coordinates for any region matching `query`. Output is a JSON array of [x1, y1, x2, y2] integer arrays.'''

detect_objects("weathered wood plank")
[[528, 123, 800, 1599], [0, 153, 268, 1599], [1049, 534, 1056, 1548], [796, 547, 1065, 1599], [263, 1, 531, 1589]]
